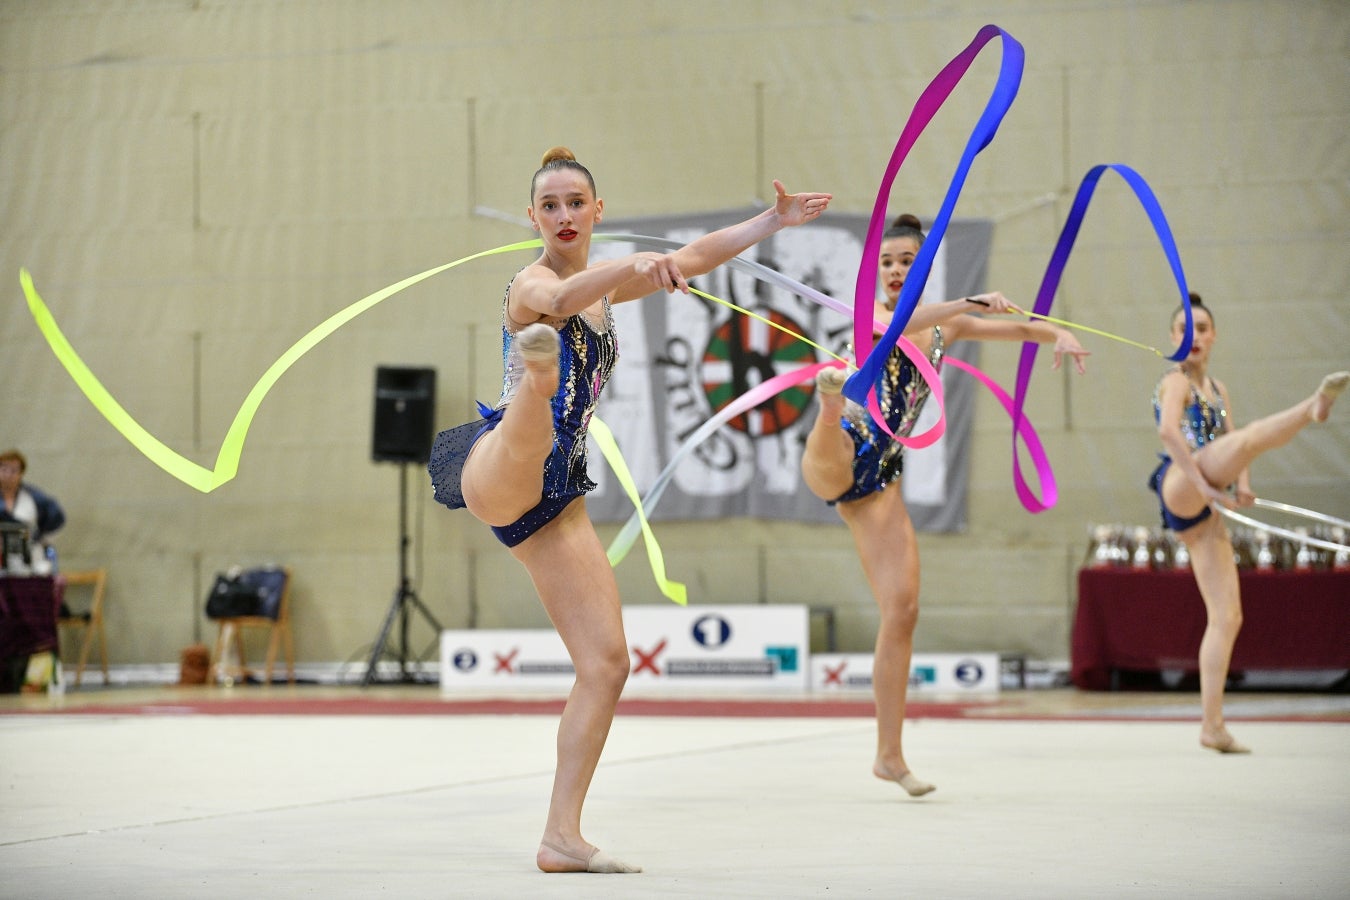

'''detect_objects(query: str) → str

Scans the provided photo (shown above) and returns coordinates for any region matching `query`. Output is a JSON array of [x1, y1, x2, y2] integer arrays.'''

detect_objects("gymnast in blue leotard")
[[428, 275, 617, 546], [800, 213, 1090, 800], [1150, 292, 1347, 755], [828, 326, 946, 505], [1147, 364, 1227, 532], [428, 145, 832, 875]]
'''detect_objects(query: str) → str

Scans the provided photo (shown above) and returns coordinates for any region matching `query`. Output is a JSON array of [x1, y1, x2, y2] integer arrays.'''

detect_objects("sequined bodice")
[[844, 327, 946, 446], [497, 278, 618, 497], [1152, 368, 1227, 452]]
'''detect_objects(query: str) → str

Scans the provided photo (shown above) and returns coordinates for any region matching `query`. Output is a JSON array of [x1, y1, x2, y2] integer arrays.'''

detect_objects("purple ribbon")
[[1009, 163, 1194, 509]]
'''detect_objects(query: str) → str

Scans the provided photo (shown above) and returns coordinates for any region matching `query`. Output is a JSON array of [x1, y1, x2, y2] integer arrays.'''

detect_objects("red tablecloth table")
[[0, 575, 60, 692], [1071, 568, 1350, 690]]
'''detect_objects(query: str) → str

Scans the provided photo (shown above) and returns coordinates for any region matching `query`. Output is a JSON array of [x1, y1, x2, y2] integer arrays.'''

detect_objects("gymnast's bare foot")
[[816, 366, 849, 396], [516, 322, 561, 397], [538, 840, 642, 874], [1310, 371, 1349, 423], [874, 761, 936, 797], [1200, 727, 1251, 755]]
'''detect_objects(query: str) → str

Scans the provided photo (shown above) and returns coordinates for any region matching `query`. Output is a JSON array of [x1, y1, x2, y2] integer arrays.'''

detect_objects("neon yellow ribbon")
[[23, 245, 1148, 606], [588, 416, 687, 605], [20, 246, 690, 601], [20, 243, 542, 491]]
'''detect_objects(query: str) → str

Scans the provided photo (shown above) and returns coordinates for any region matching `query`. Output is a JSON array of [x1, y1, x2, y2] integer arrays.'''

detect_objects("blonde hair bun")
[[541, 146, 577, 166]]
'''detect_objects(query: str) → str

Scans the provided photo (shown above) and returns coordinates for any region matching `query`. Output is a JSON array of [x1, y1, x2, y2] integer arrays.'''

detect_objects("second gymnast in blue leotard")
[[427, 145, 832, 875], [800, 213, 1090, 800]]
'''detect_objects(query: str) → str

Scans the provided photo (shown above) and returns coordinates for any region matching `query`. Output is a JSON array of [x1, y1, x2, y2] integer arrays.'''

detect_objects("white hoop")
[[1251, 497, 1350, 530], [1217, 498, 1350, 554]]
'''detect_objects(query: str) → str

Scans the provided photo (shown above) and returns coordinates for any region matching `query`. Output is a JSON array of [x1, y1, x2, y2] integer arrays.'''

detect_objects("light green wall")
[[2, 1, 1346, 668]]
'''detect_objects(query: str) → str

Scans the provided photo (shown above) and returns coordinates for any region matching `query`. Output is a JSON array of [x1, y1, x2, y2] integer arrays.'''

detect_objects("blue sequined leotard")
[[427, 275, 619, 546], [831, 327, 945, 505], [1147, 367, 1228, 532]]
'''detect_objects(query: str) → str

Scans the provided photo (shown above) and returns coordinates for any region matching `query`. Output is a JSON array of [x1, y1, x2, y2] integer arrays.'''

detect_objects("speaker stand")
[[362, 462, 443, 686]]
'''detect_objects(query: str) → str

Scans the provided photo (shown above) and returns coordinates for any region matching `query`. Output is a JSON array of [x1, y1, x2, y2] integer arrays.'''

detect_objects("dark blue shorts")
[[1148, 456, 1211, 533], [427, 404, 587, 548], [490, 492, 583, 547]]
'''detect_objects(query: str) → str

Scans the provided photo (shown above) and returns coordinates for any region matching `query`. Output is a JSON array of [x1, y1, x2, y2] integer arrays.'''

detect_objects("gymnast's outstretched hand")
[[1050, 328, 1091, 375], [772, 179, 833, 227]]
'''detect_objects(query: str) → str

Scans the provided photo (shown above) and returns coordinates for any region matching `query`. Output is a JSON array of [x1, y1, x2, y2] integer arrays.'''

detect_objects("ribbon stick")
[[687, 287, 842, 361], [1008, 304, 1166, 357]]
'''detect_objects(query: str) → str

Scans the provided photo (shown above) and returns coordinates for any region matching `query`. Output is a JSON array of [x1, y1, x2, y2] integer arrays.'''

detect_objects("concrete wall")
[[2, 0, 1346, 668]]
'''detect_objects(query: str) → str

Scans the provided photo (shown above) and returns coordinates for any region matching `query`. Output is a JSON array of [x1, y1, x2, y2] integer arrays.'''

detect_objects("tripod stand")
[[362, 461, 443, 686]]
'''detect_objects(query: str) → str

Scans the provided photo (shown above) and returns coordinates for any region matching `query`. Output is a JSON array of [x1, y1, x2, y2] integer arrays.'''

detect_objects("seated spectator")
[[0, 449, 65, 575]]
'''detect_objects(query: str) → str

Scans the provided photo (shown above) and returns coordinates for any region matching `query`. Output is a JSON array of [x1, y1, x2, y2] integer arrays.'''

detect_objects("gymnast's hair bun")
[[891, 213, 923, 231], [541, 146, 577, 166], [1188, 291, 1204, 307]]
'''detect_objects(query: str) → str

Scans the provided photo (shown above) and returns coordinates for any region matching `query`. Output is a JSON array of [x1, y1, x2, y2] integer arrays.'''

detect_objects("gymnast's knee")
[[1207, 604, 1243, 636], [877, 596, 920, 637], [577, 646, 629, 696]]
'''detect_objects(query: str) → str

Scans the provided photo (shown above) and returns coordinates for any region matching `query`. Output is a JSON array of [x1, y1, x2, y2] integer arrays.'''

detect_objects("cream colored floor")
[[2, 686, 1348, 899]]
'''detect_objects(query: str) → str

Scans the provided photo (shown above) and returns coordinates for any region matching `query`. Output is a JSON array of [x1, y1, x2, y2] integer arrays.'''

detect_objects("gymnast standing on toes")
[[1149, 293, 1347, 755], [800, 214, 1089, 798], [427, 146, 831, 873]]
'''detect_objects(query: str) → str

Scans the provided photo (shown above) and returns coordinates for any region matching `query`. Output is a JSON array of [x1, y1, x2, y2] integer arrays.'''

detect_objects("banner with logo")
[[440, 604, 809, 694], [584, 211, 992, 532], [811, 651, 1001, 694]]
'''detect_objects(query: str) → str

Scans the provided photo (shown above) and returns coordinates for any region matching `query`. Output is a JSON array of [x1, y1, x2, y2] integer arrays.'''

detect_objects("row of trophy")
[[1084, 522, 1350, 571]]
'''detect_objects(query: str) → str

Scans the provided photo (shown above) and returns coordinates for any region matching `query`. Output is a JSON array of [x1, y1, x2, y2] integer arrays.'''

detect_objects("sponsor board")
[[811, 652, 1000, 694], [440, 604, 809, 693]]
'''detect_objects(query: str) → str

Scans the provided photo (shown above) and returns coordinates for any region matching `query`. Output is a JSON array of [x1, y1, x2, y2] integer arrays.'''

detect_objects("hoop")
[[1250, 497, 1350, 531], [1217, 497, 1350, 554]]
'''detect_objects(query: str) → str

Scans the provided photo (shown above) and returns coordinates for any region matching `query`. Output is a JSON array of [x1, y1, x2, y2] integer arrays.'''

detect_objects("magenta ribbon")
[[847, 24, 1024, 415], [838, 23, 1060, 511], [616, 23, 1082, 534], [947, 357, 1057, 512]]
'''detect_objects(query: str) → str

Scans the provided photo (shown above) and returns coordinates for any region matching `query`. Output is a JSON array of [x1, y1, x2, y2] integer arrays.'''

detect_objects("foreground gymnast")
[[801, 214, 1089, 797], [428, 147, 831, 872], [1149, 293, 1347, 754]]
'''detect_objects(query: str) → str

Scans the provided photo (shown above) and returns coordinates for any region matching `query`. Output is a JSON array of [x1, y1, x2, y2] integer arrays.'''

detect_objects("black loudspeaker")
[[372, 366, 437, 464]]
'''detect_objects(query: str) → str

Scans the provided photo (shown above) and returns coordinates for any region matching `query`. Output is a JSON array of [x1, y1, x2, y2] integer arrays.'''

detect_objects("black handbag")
[[205, 572, 265, 618]]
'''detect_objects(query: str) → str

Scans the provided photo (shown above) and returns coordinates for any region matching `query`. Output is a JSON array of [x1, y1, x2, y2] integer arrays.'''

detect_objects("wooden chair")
[[209, 566, 295, 685], [57, 568, 109, 687]]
